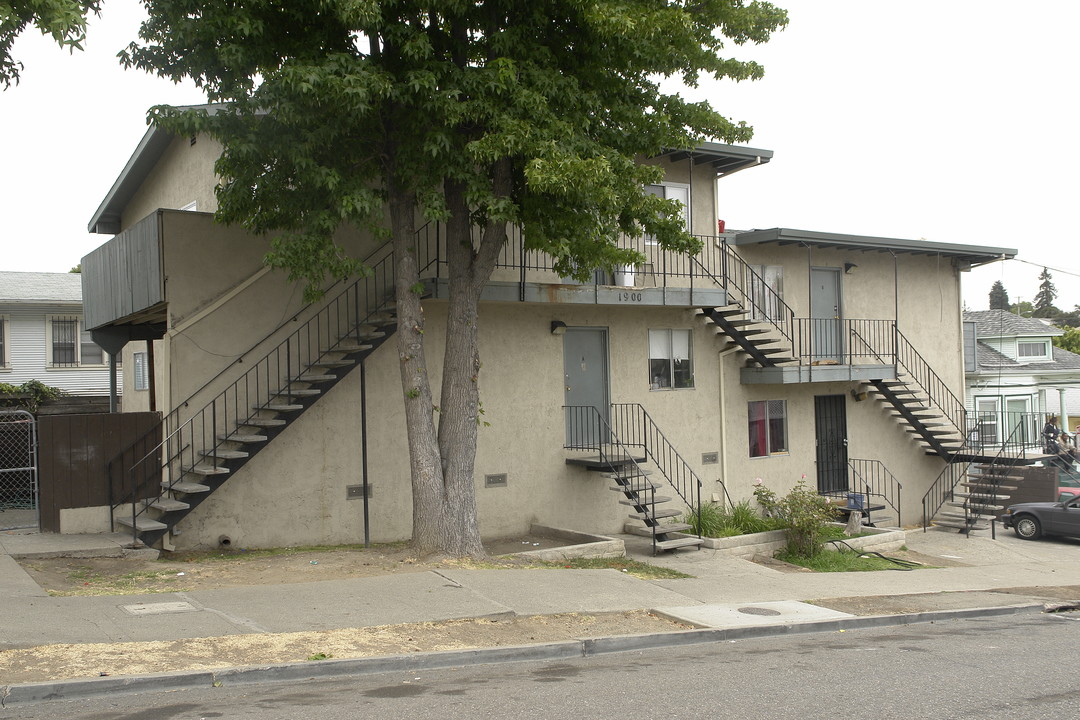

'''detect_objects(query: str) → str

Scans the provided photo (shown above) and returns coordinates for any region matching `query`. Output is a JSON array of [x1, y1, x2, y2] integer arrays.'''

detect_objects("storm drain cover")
[[120, 601, 200, 616], [737, 606, 783, 616]]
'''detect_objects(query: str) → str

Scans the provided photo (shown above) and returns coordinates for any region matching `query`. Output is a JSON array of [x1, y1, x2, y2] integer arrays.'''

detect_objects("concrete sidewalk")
[[2, 525, 1079, 702]]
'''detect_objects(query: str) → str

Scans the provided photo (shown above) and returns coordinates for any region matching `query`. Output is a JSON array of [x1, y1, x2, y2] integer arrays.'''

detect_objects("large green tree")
[[1033, 267, 1058, 318], [124, 0, 787, 557], [988, 279, 1009, 311], [1, 0, 101, 88]]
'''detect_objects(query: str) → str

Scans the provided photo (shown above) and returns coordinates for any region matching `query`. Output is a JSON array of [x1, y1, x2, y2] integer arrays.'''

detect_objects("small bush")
[[753, 479, 837, 558]]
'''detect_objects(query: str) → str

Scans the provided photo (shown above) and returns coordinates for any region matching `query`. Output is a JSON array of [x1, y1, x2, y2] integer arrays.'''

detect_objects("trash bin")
[[846, 492, 865, 510]]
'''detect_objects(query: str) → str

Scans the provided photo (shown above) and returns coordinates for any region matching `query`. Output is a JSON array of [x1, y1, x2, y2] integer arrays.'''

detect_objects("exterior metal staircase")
[[564, 404, 704, 554], [106, 231, 439, 547]]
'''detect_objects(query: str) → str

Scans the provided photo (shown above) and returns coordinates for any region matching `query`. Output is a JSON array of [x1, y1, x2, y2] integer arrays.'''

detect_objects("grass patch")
[[775, 549, 912, 572], [536, 556, 692, 580], [54, 566, 181, 596]]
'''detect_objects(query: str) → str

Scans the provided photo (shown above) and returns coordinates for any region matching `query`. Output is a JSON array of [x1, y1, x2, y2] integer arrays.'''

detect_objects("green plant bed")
[[682, 500, 787, 538]]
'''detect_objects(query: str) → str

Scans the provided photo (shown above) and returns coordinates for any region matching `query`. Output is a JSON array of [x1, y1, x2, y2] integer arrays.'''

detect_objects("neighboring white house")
[[0, 271, 118, 396], [963, 309, 1080, 445]]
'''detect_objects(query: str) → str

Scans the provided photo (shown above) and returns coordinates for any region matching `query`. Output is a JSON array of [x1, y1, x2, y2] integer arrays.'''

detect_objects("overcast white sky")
[[2, 0, 1077, 312]]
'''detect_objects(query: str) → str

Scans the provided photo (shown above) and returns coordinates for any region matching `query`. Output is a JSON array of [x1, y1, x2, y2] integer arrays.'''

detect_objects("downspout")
[[108, 353, 118, 413], [717, 344, 742, 507], [361, 359, 370, 547]]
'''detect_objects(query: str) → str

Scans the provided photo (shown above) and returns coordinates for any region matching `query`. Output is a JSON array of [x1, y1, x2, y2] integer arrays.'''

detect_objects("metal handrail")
[[895, 328, 967, 440], [818, 458, 903, 528], [922, 412, 1030, 532], [563, 405, 662, 554], [608, 403, 703, 520], [107, 232, 414, 539]]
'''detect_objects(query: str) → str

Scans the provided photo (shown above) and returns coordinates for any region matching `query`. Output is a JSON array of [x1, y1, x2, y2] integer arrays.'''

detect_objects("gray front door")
[[810, 267, 842, 363], [563, 327, 610, 446]]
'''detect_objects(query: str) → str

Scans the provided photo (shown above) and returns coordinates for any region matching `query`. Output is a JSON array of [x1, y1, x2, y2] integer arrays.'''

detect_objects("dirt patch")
[[0, 611, 691, 685], [17, 541, 556, 596]]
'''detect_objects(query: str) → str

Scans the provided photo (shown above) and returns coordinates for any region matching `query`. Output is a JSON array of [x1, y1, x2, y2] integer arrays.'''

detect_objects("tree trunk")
[[388, 185, 449, 556]]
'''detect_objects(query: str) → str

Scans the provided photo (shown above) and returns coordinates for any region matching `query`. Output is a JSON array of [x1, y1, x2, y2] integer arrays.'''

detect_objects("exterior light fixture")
[[550, 320, 568, 336], [844, 262, 858, 274]]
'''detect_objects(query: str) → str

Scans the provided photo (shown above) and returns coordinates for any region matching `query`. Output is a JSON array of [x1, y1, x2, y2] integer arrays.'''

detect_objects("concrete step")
[[254, 403, 303, 412], [937, 510, 998, 522], [933, 518, 990, 531], [946, 500, 1004, 511], [218, 433, 268, 443], [619, 495, 673, 506], [272, 388, 322, 398], [604, 469, 653, 481], [149, 498, 189, 513], [295, 374, 336, 383], [183, 465, 229, 477], [653, 536, 704, 551], [203, 449, 249, 460], [242, 418, 287, 428], [331, 343, 372, 354], [162, 481, 210, 494], [315, 359, 357, 368], [115, 515, 168, 532], [960, 481, 1018, 491], [629, 509, 682, 521], [610, 482, 662, 492]]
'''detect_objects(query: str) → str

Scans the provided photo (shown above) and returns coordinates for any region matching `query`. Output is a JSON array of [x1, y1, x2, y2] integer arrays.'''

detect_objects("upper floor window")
[[47, 316, 106, 368], [1017, 340, 1049, 360], [644, 183, 690, 243], [649, 329, 693, 389]]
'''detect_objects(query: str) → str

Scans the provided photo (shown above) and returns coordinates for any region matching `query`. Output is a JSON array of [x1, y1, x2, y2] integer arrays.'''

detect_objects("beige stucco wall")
[[122, 136, 223, 229]]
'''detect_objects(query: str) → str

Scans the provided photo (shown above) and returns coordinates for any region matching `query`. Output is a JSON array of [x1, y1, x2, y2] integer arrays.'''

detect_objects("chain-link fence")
[[0, 409, 38, 530]]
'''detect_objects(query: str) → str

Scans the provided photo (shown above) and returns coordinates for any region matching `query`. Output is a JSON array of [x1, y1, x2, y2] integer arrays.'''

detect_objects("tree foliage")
[[1053, 326, 1080, 355], [0, 0, 101, 88], [1033, 267, 1057, 317], [988, 279, 1009, 311], [124, 0, 788, 556]]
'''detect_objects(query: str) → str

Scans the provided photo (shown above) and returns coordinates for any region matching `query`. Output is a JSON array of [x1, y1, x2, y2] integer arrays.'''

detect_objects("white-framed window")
[[1017, 340, 1049, 360], [46, 316, 106, 368], [0, 315, 8, 369], [133, 351, 149, 391], [649, 329, 693, 389], [644, 183, 690, 243], [749, 400, 788, 457]]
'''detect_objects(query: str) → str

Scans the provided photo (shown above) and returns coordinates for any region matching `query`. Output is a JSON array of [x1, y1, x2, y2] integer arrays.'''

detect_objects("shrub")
[[753, 479, 837, 558], [0, 379, 65, 412]]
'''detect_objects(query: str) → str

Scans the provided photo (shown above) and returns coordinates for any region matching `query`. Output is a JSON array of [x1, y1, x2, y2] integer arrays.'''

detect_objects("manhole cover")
[[737, 606, 782, 616], [120, 601, 200, 616]]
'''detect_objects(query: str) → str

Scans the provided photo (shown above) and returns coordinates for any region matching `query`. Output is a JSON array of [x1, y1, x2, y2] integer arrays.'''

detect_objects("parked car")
[[1002, 495, 1080, 540], [1058, 464, 1080, 502]]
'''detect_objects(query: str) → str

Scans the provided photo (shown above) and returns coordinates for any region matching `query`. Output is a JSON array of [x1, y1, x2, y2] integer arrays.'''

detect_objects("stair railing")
[[563, 405, 662, 554], [894, 328, 967, 440], [106, 227, 444, 541], [608, 403, 702, 525], [840, 458, 903, 527], [922, 416, 1030, 532], [704, 242, 796, 346]]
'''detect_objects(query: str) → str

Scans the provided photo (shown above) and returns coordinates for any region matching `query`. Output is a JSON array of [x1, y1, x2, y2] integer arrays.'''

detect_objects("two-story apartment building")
[[78, 115, 1016, 549]]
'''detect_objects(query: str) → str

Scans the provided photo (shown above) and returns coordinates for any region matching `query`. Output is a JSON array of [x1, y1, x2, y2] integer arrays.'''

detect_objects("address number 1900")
[[617, 291, 643, 302]]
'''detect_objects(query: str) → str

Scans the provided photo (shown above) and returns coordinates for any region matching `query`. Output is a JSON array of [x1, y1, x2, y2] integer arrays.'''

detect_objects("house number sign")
[[617, 291, 643, 302]]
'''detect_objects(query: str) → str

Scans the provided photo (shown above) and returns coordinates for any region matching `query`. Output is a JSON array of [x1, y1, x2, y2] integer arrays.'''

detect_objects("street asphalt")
[[2, 524, 1079, 704]]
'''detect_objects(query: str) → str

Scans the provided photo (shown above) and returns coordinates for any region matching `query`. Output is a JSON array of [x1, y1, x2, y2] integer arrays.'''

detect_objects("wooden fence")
[[37, 412, 161, 532]]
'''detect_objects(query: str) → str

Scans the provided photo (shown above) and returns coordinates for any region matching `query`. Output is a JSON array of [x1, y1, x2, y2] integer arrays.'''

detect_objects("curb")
[[0, 601, 1048, 705]]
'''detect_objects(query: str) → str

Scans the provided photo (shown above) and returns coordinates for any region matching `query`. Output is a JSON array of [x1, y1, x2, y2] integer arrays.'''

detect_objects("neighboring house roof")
[[733, 228, 1016, 269], [0, 270, 83, 305], [964, 309, 1064, 338], [972, 342, 1080, 374], [87, 102, 774, 235]]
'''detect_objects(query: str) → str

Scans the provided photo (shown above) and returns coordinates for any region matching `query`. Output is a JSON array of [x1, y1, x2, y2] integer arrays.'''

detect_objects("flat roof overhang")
[[658, 141, 773, 177], [733, 228, 1017, 270]]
